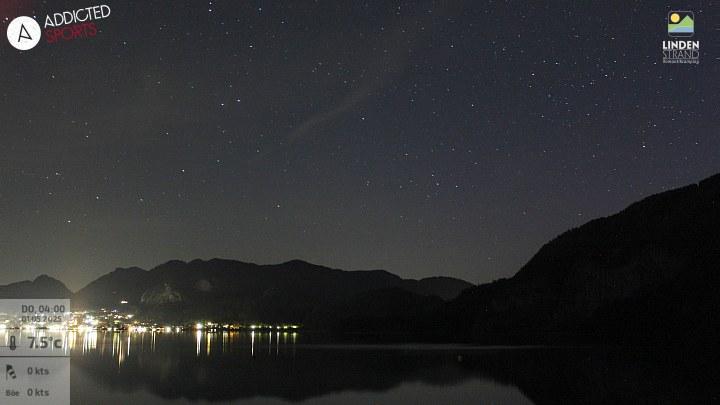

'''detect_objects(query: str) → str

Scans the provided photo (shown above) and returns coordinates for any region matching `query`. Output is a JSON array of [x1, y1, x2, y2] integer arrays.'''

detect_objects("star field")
[[0, 1, 717, 291]]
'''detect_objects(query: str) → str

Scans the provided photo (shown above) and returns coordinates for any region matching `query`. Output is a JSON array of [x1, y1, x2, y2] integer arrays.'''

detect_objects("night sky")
[[0, 1, 717, 291]]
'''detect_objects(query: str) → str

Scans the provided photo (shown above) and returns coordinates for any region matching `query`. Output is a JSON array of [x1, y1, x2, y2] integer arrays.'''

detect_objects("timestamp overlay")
[[0, 299, 71, 404]]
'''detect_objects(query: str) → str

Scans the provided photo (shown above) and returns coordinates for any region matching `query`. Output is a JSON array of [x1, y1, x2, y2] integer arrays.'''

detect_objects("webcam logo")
[[7, 16, 41, 50], [662, 10, 700, 64], [668, 11, 694, 38]]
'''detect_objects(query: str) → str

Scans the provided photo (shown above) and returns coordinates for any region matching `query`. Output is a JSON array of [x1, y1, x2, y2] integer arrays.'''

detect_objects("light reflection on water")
[[69, 330, 533, 405], [66, 331, 719, 404], [69, 330, 299, 368]]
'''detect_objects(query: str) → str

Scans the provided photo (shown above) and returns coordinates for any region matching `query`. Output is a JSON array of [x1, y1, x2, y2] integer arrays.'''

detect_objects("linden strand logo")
[[663, 11, 699, 64], [6, 5, 111, 51]]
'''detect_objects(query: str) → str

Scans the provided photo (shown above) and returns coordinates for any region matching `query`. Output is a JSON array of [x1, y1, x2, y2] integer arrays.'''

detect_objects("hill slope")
[[436, 173, 720, 345]]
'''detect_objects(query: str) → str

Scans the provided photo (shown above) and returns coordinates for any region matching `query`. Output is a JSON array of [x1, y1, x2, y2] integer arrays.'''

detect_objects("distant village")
[[0, 303, 301, 333]]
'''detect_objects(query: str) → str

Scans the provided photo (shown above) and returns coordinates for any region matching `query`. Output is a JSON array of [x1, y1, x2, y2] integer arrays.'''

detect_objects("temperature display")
[[28, 336, 64, 349], [0, 299, 70, 404]]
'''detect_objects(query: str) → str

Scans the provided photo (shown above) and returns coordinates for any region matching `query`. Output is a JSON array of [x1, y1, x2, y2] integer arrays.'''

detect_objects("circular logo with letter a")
[[7, 16, 41, 50]]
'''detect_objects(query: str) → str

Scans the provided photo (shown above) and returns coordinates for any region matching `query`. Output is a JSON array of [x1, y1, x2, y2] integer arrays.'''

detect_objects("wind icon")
[[6, 364, 17, 380]]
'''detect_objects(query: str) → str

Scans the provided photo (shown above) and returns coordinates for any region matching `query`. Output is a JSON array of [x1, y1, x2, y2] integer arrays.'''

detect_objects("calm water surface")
[[67, 331, 718, 404]]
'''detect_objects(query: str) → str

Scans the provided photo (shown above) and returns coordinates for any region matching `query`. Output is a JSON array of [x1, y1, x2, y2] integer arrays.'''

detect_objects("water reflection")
[[69, 330, 297, 367], [68, 331, 720, 404]]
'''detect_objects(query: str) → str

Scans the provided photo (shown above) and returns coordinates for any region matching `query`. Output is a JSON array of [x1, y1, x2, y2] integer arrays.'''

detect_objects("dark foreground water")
[[68, 331, 718, 404]]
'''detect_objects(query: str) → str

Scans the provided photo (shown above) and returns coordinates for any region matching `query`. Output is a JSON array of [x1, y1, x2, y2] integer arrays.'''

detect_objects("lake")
[[64, 331, 718, 404]]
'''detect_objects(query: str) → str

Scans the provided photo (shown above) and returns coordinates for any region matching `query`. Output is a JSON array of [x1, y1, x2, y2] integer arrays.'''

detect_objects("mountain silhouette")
[[3, 173, 718, 346], [419, 173, 720, 345], [68, 258, 472, 326], [0, 275, 72, 299]]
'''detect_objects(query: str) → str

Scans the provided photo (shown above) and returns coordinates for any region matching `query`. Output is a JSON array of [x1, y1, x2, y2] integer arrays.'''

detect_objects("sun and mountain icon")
[[668, 11, 694, 37]]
